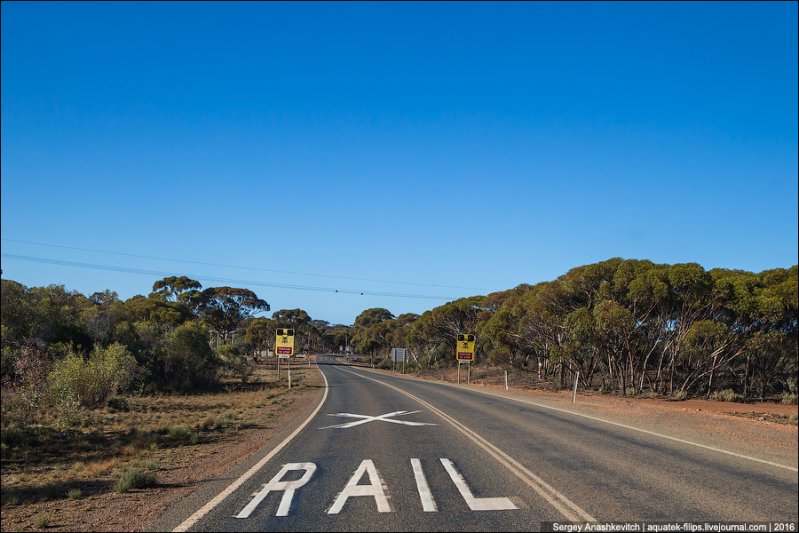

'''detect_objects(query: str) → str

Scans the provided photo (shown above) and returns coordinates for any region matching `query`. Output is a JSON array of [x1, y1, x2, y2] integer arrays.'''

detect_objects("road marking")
[[345, 359, 799, 474], [336, 365, 596, 522], [417, 376, 799, 474], [319, 410, 437, 429], [236, 463, 316, 518], [410, 458, 438, 512], [440, 458, 517, 511], [172, 363, 329, 532], [328, 459, 392, 514]]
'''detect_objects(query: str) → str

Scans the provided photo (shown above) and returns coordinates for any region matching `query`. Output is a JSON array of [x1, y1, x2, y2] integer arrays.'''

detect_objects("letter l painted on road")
[[236, 463, 317, 518], [440, 458, 517, 511]]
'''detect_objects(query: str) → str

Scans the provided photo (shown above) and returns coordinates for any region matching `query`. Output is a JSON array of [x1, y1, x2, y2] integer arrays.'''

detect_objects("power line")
[[2, 238, 487, 291], [0, 253, 456, 301]]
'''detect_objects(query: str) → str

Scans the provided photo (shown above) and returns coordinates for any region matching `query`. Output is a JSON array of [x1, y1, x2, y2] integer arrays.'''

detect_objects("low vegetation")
[[1, 364, 309, 510]]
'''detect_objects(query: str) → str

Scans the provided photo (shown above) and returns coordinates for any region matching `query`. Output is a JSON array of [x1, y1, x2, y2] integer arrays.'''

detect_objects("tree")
[[150, 276, 202, 303], [157, 323, 220, 392], [244, 317, 276, 357], [354, 308, 394, 328], [123, 295, 191, 329], [196, 287, 270, 342]]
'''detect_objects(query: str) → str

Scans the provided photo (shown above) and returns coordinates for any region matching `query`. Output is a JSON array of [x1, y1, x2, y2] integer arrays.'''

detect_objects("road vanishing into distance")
[[157, 356, 798, 532]]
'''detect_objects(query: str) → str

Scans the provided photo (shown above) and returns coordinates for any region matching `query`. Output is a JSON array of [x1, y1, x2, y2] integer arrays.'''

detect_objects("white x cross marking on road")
[[319, 410, 437, 429]]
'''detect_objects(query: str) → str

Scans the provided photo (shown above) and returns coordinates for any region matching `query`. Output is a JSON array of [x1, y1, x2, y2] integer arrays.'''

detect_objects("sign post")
[[391, 348, 407, 374], [455, 334, 475, 385]]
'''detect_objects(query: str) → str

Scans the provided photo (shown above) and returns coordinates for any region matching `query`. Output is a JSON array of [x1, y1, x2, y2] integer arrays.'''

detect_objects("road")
[[169, 355, 798, 532]]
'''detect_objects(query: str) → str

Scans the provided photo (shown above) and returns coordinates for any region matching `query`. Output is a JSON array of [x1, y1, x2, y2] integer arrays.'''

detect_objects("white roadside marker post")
[[505, 370, 508, 391], [572, 371, 580, 403]]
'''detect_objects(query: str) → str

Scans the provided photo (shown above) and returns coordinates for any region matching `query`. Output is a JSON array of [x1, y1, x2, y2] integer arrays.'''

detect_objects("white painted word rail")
[[236, 458, 518, 518]]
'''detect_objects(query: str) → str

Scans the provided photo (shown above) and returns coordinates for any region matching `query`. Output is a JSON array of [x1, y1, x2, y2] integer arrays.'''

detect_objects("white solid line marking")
[[351, 362, 799, 473], [410, 459, 438, 512], [172, 363, 329, 532], [439, 458, 517, 511], [437, 380, 799, 473], [336, 365, 595, 522]]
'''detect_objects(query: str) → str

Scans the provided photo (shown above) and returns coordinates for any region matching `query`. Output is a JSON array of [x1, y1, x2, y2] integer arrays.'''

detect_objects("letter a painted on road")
[[328, 459, 392, 514]]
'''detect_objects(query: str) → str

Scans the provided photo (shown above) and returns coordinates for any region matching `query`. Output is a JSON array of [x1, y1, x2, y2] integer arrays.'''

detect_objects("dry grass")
[[1, 363, 311, 507]]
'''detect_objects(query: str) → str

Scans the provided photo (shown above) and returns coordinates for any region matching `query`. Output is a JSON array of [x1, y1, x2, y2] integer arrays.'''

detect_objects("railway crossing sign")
[[456, 334, 475, 362], [276, 328, 295, 358]]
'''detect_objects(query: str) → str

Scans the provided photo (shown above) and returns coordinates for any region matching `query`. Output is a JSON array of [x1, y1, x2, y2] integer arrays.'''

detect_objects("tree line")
[[0, 275, 353, 425], [345, 259, 797, 402], [2, 258, 797, 412]]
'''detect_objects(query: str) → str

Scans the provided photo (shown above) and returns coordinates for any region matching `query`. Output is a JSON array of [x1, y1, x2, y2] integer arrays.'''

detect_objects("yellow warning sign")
[[276, 328, 295, 358], [455, 333, 475, 362]]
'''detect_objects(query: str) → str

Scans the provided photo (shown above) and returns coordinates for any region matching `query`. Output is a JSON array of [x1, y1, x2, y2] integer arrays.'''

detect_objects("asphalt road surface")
[[168, 356, 798, 532]]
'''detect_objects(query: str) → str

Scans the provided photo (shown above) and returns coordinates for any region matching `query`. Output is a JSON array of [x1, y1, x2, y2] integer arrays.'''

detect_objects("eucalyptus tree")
[[196, 287, 270, 343]]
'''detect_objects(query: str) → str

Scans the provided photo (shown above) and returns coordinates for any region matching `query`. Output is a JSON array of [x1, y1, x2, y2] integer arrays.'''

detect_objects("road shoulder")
[[342, 360, 798, 470]]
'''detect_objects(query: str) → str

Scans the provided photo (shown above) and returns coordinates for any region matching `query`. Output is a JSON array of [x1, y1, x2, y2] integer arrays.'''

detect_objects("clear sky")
[[2, 2, 797, 325]]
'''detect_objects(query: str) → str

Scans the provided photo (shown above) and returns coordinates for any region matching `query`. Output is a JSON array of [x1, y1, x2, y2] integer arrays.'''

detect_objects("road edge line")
[[172, 362, 330, 532]]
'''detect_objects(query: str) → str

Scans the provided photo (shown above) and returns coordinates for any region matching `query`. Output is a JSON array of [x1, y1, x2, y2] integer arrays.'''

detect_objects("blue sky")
[[2, 2, 797, 325]]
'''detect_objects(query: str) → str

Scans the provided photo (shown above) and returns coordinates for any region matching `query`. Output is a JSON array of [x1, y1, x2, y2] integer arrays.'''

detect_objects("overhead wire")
[[1, 238, 487, 292], [0, 253, 455, 301]]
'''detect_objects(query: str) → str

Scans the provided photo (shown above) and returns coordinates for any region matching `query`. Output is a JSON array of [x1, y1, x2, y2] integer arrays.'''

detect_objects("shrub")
[[215, 411, 237, 430], [132, 459, 159, 471], [34, 515, 50, 529], [781, 392, 798, 405], [672, 390, 688, 401], [168, 425, 190, 439], [112, 470, 156, 493], [67, 488, 82, 500], [46, 343, 139, 409], [157, 323, 220, 392], [709, 389, 741, 402], [217, 344, 254, 384], [8, 345, 50, 425]]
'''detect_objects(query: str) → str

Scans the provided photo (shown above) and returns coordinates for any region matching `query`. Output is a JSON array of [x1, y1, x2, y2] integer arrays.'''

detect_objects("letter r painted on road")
[[236, 463, 316, 519]]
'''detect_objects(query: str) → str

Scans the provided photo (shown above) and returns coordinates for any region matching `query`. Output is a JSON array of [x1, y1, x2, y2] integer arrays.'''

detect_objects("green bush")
[[112, 470, 156, 493], [781, 392, 798, 405], [46, 343, 139, 409], [157, 323, 220, 392]]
